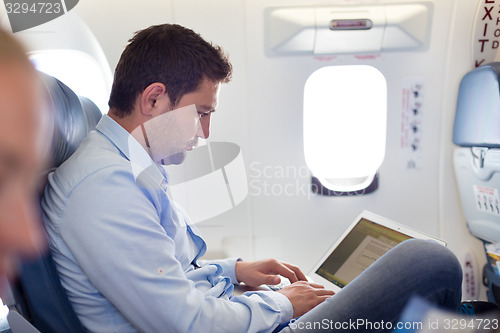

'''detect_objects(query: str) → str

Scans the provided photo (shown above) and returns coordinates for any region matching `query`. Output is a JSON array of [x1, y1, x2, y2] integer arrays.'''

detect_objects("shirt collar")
[[96, 114, 167, 183]]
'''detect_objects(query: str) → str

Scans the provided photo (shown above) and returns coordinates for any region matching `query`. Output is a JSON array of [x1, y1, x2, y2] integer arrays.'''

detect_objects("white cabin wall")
[[75, 0, 174, 73], [74, 0, 489, 298], [238, 0, 476, 267], [439, 0, 491, 300], [242, 0, 445, 268]]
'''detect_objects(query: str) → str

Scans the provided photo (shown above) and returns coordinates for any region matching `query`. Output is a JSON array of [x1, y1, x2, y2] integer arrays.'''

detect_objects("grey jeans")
[[280, 239, 463, 332]]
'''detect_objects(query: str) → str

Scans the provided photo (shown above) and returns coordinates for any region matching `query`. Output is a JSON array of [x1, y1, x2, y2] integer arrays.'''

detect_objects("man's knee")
[[396, 239, 462, 284]]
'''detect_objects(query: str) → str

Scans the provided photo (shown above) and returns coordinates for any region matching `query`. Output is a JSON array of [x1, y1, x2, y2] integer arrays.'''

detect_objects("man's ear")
[[139, 82, 168, 116]]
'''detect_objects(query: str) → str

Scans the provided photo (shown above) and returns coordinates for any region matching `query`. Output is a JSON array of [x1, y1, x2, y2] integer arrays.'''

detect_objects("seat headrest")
[[38, 72, 102, 168], [453, 62, 500, 148]]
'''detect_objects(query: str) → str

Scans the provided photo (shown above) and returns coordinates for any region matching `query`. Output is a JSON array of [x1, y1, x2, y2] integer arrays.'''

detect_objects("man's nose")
[[198, 114, 211, 139]]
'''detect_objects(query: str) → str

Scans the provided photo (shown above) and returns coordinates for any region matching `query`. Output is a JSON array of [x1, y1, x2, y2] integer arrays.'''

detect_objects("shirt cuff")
[[269, 290, 294, 323], [248, 290, 294, 324], [198, 257, 241, 284]]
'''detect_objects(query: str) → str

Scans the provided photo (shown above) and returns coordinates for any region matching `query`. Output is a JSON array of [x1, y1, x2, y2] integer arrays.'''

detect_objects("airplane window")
[[30, 50, 110, 114], [303, 65, 387, 195]]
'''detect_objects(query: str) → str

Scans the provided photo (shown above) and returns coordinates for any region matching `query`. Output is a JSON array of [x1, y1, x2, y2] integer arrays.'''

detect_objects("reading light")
[[303, 65, 387, 194], [329, 19, 373, 30]]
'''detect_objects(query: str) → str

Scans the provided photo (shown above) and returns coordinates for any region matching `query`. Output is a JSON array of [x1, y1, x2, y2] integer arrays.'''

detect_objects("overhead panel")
[[264, 2, 433, 55]]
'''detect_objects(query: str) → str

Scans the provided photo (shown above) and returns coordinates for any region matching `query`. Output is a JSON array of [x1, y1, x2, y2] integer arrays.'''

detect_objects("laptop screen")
[[315, 218, 412, 289]]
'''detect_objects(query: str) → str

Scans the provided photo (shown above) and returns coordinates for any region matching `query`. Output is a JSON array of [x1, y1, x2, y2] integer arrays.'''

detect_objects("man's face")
[[0, 62, 47, 287], [164, 77, 220, 165], [135, 77, 221, 165]]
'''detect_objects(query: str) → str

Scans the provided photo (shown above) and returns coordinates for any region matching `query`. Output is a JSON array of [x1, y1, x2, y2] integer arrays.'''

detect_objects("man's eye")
[[198, 112, 210, 118]]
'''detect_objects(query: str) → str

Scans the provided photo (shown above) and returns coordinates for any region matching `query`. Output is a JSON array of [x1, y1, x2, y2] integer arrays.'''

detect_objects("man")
[[42, 24, 462, 332], [0, 29, 48, 293]]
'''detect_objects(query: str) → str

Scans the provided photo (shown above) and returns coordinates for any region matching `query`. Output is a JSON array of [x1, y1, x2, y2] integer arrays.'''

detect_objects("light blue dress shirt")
[[42, 115, 293, 333]]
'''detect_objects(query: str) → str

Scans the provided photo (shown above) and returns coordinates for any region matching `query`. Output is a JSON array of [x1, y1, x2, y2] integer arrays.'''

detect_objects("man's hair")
[[108, 24, 233, 117]]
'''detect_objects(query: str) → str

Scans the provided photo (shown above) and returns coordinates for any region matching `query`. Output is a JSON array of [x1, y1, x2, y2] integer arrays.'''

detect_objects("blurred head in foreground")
[[0, 29, 49, 291]]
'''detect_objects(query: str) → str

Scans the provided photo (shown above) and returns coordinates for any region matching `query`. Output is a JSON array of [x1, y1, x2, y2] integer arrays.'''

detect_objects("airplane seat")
[[10, 71, 102, 333], [453, 62, 500, 304]]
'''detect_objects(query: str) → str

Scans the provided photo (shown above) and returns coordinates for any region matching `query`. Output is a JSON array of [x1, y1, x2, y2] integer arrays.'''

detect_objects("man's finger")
[[271, 263, 298, 283], [308, 282, 326, 289], [264, 274, 281, 285], [316, 289, 335, 296], [282, 262, 307, 281]]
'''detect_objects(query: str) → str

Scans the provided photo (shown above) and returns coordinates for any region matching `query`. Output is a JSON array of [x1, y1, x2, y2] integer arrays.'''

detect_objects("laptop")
[[307, 210, 446, 293]]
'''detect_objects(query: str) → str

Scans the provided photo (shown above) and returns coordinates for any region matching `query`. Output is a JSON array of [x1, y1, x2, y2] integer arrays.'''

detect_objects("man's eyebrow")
[[197, 105, 216, 113]]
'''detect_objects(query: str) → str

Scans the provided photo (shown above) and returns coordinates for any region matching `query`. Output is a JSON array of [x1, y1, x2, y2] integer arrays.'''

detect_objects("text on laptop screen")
[[315, 218, 412, 289]]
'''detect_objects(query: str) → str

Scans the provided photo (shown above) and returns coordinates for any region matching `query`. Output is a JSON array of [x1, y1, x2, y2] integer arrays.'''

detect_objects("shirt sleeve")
[[56, 165, 291, 333], [197, 258, 294, 323], [198, 258, 240, 284]]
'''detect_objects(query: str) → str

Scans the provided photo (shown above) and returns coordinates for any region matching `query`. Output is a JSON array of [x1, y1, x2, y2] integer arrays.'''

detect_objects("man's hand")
[[277, 281, 335, 317], [235, 259, 307, 287]]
